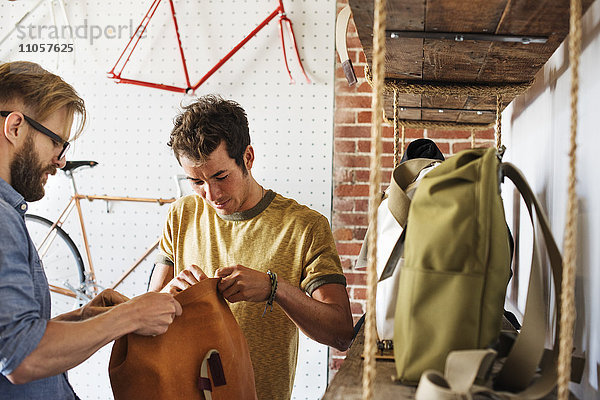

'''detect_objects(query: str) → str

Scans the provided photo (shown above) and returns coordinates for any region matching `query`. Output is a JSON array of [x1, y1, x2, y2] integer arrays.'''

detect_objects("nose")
[[204, 183, 222, 202], [54, 154, 67, 169]]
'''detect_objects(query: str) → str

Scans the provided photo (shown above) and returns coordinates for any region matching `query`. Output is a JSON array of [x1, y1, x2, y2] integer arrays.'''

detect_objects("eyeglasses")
[[0, 110, 70, 160]]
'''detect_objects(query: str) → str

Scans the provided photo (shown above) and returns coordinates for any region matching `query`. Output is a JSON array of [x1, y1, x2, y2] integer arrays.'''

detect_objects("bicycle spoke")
[[25, 215, 86, 318]]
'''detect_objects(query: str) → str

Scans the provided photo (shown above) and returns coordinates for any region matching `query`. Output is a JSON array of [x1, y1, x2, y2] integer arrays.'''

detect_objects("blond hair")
[[0, 61, 86, 140]]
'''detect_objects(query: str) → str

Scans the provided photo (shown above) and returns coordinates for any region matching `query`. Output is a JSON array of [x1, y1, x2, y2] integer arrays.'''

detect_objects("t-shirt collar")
[[218, 189, 276, 221]]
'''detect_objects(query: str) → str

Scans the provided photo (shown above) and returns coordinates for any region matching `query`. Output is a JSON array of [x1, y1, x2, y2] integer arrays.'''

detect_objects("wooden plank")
[[463, 95, 506, 110], [383, 93, 502, 125], [457, 112, 496, 124], [425, 0, 508, 32], [477, 41, 561, 82], [422, 95, 469, 109], [321, 326, 415, 400], [386, 38, 423, 79], [421, 109, 461, 122], [383, 93, 422, 122], [350, 0, 425, 78], [422, 0, 505, 82], [422, 40, 491, 82], [477, 0, 572, 82], [497, 0, 570, 35]]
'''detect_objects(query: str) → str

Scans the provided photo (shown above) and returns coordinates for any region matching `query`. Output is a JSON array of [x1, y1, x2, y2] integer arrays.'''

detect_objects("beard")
[[10, 134, 56, 202]]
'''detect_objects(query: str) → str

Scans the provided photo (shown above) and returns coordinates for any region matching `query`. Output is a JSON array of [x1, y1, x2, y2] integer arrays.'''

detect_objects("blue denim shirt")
[[0, 177, 77, 399]]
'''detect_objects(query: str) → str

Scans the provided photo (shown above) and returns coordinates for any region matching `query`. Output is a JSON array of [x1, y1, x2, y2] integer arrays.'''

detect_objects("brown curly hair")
[[168, 95, 250, 171]]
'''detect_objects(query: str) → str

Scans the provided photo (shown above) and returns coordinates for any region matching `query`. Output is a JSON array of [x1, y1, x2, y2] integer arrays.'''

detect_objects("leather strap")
[[377, 159, 439, 281], [335, 5, 357, 85], [198, 349, 226, 400], [388, 158, 439, 228]]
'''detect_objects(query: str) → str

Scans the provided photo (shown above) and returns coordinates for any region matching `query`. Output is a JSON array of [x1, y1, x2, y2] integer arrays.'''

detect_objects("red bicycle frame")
[[108, 0, 311, 94]]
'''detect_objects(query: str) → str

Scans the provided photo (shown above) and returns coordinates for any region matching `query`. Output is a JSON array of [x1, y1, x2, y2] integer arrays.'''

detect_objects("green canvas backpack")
[[392, 145, 572, 399], [393, 146, 513, 383]]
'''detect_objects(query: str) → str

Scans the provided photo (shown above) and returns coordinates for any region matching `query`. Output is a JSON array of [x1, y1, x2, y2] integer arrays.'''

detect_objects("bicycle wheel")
[[24, 214, 86, 318]]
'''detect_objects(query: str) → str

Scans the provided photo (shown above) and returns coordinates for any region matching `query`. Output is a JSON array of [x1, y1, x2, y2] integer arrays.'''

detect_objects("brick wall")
[[329, 0, 496, 378]]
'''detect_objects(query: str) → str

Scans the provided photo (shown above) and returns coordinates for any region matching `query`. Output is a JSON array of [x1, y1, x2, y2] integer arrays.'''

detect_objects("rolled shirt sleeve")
[[300, 214, 347, 296], [0, 208, 47, 376]]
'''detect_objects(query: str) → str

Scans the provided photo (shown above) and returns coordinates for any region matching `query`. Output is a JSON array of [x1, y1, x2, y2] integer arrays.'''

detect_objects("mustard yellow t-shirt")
[[156, 190, 346, 400]]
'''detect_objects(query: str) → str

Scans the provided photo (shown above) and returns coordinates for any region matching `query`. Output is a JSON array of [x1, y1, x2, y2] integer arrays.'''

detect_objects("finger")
[[179, 270, 199, 285], [160, 285, 174, 294], [227, 292, 244, 303], [175, 276, 193, 289], [173, 299, 182, 316], [221, 285, 240, 301], [161, 281, 182, 295], [217, 276, 235, 292], [189, 264, 208, 281], [215, 266, 234, 278]]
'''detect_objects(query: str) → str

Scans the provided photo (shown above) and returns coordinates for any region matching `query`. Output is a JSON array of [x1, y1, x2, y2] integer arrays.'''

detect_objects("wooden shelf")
[[323, 323, 571, 399], [346, 0, 594, 128]]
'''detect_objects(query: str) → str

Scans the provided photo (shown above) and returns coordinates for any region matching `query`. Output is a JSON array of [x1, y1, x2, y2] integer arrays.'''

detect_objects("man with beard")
[[0, 61, 182, 400]]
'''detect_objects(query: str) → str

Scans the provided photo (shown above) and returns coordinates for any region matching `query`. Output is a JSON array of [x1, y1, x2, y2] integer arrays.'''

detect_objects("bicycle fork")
[[277, 8, 311, 84]]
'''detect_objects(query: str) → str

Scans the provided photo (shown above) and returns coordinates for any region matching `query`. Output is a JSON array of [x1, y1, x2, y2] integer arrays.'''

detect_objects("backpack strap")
[[497, 163, 562, 396], [388, 158, 440, 227], [377, 159, 439, 282], [356, 158, 439, 272]]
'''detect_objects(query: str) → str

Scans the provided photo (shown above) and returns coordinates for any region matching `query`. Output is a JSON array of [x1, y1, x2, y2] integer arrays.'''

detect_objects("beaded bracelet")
[[262, 270, 278, 317]]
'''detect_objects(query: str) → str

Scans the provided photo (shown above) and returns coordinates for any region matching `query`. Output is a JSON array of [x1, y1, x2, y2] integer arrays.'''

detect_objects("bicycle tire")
[[24, 214, 86, 317]]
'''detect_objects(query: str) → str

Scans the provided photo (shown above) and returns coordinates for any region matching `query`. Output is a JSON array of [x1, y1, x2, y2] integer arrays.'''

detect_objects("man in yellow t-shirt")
[[149, 95, 354, 400]]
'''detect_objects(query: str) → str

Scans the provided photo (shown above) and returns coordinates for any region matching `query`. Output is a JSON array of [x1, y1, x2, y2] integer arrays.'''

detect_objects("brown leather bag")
[[109, 278, 257, 400]]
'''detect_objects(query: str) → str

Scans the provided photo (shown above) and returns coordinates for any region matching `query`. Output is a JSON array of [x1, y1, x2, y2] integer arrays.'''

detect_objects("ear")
[[3, 112, 27, 146], [243, 145, 255, 171]]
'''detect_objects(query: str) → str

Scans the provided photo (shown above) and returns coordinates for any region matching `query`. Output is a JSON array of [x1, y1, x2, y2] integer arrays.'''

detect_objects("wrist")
[[262, 270, 278, 317], [107, 301, 139, 337]]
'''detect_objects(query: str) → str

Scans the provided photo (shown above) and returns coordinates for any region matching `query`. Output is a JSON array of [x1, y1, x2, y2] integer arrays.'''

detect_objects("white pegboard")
[[0, 1, 335, 399]]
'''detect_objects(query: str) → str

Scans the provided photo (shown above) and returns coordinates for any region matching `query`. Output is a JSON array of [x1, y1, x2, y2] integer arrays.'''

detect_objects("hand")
[[124, 292, 183, 336], [215, 265, 271, 303], [160, 264, 208, 295]]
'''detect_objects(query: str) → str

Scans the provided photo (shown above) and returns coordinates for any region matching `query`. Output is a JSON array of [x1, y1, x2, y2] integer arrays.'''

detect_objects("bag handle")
[[197, 349, 226, 400], [335, 5, 357, 86]]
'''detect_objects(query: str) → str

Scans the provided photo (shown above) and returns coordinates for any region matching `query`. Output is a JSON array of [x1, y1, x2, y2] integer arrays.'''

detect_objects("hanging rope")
[[364, 66, 533, 97], [558, 0, 581, 398], [393, 89, 400, 167], [495, 94, 503, 150], [400, 125, 406, 161], [363, 0, 387, 397]]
